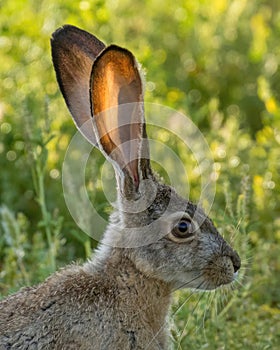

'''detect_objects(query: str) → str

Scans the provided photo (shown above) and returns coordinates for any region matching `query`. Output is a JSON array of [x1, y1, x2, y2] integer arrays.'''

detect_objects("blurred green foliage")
[[0, 0, 280, 348]]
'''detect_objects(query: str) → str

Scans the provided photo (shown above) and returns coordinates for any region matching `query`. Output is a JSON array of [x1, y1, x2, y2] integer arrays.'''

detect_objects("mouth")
[[233, 271, 239, 280], [198, 256, 238, 290]]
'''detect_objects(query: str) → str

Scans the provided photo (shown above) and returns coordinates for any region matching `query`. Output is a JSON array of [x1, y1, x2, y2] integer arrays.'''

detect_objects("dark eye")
[[172, 219, 193, 239]]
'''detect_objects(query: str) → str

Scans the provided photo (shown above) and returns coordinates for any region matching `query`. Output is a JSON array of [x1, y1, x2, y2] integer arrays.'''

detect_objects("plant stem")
[[36, 160, 56, 272]]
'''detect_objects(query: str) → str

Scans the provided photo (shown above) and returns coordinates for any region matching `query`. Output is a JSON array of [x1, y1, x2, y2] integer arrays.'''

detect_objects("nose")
[[231, 250, 241, 273]]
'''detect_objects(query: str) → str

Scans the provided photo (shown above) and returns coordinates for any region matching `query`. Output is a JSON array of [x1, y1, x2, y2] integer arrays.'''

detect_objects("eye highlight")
[[172, 219, 194, 239]]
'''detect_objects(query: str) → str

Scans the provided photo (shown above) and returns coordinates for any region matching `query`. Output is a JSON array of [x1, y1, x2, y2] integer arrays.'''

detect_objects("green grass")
[[0, 0, 280, 348]]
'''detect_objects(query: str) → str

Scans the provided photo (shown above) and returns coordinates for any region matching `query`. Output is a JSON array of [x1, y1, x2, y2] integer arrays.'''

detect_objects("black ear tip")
[[51, 26, 65, 44], [51, 24, 79, 42]]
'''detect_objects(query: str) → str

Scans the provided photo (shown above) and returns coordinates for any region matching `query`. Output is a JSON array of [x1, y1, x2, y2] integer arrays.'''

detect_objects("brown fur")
[[0, 249, 171, 349]]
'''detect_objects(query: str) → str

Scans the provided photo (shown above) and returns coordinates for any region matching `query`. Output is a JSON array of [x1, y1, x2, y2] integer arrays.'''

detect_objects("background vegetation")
[[0, 0, 279, 348]]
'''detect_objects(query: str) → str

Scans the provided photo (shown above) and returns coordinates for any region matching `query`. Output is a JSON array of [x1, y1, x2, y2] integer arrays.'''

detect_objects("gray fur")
[[0, 25, 241, 350]]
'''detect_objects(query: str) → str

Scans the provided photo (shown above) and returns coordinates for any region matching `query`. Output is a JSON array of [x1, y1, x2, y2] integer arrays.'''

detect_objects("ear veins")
[[91, 47, 142, 115], [90, 46, 143, 192]]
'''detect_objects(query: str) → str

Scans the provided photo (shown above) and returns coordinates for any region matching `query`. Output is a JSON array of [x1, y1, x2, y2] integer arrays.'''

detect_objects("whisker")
[[176, 288, 207, 349], [233, 278, 245, 289], [142, 274, 206, 350], [201, 291, 213, 333], [172, 278, 205, 317], [171, 272, 205, 293]]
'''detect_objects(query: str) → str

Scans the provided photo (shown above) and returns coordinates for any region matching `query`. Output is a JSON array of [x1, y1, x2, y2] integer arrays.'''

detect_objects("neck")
[[84, 244, 172, 347]]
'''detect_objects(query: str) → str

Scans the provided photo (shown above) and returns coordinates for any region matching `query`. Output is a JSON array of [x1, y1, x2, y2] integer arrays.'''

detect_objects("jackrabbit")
[[0, 25, 241, 350]]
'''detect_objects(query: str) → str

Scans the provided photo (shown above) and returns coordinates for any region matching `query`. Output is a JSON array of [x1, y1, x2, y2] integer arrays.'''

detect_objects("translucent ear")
[[51, 25, 105, 144], [90, 45, 151, 198]]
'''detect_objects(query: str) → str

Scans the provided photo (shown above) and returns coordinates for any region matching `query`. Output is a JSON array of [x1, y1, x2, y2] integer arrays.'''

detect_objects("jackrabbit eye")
[[172, 219, 193, 239]]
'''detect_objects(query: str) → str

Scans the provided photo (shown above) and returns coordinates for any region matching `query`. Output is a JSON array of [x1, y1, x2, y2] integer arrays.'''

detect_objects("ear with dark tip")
[[51, 25, 106, 144], [90, 45, 152, 199]]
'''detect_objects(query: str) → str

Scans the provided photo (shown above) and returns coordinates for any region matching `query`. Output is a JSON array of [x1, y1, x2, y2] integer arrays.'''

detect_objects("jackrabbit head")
[[51, 25, 241, 292]]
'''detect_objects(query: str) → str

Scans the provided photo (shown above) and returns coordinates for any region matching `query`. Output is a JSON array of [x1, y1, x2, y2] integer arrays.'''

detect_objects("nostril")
[[233, 263, 239, 273], [231, 251, 241, 273]]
